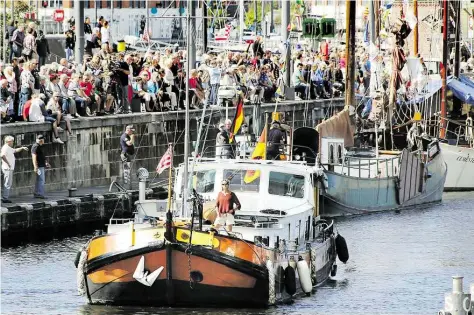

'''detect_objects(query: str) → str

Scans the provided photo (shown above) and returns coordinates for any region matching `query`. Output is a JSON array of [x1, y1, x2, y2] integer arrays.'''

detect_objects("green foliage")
[[244, 1, 279, 28]]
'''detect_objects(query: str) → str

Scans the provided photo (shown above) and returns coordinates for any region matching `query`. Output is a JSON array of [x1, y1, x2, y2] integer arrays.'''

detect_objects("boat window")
[[268, 172, 305, 198], [337, 145, 343, 164], [193, 170, 216, 193], [329, 144, 334, 164], [224, 169, 260, 192]]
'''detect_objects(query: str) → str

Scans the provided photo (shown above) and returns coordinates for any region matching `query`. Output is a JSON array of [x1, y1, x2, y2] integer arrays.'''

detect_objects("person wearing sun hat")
[[213, 179, 241, 232]]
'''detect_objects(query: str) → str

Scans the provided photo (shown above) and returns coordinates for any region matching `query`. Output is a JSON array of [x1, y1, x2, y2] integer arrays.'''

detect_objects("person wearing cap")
[[266, 120, 286, 160], [31, 135, 49, 199], [1, 136, 28, 203], [120, 125, 135, 187], [214, 179, 241, 232]]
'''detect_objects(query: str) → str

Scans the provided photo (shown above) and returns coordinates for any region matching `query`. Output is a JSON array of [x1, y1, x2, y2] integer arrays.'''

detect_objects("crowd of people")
[[1, 16, 356, 146]]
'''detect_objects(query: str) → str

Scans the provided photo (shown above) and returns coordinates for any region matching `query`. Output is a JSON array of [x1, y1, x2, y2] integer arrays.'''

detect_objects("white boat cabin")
[[174, 158, 328, 249]]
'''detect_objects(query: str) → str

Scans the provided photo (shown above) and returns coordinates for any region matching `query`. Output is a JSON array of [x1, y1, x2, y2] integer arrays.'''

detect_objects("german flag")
[[229, 99, 244, 143], [243, 128, 266, 183]]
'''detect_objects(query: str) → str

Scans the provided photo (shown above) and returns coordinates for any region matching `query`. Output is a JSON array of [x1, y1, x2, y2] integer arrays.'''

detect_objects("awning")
[[447, 77, 474, 105], [460, 75, 474, 89]]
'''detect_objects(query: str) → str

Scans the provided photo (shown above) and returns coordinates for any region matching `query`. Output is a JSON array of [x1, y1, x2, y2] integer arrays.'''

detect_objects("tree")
[[1, 1, 36, 60]]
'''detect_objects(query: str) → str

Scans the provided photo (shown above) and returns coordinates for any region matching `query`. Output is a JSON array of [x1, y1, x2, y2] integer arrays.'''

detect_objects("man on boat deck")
[[214, 179, 241, 232], [266, 120, 286, 160], [120, 125, 135, 189]]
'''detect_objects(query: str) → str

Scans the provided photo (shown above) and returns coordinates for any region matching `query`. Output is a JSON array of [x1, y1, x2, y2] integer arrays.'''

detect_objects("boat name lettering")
[[456, 153, 474, 164]]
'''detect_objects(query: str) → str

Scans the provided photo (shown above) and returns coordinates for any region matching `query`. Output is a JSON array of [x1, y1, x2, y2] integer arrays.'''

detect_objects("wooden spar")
[[413, 0, 418, 56], [344, 0, 356, 109], [440, 0, 448, 139]]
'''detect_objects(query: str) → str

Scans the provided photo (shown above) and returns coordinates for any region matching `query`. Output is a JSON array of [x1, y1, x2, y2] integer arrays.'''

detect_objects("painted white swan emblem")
[[132, 256, 163, 287]]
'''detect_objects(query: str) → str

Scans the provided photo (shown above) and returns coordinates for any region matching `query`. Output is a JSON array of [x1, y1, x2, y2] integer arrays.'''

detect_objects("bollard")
[[453, 276, 463, 293], [471, 283, 474, 313], [439, 276, 472, 315]]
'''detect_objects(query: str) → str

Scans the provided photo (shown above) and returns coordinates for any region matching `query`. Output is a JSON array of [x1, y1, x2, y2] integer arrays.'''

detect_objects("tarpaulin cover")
[[447, 77, 474, 105]]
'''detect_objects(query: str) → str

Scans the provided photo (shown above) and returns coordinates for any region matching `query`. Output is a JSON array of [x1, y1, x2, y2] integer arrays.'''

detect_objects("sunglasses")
[[221, 183, 229, 186]]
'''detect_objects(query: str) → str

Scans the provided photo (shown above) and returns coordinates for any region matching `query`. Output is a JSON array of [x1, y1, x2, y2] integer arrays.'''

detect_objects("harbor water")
[[1, 192, 473, 315]]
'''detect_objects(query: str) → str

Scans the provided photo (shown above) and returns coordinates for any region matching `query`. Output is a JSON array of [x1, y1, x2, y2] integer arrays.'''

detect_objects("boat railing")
[[437, 115, 474, 147], [108, 218, 134, 225], [341, 154, 400, 178], [201, 143, 318, 164]]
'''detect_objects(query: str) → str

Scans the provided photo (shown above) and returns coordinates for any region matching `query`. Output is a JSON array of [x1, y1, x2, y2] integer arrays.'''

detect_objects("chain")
[[185, 245, 194, 289]]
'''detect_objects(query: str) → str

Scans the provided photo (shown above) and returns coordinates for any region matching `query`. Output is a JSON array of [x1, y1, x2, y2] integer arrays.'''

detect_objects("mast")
[[203, 0, 208, 52], [453, 0, 461, 78], [413, 0, 418, 56], [344, 0, 356, 108], [440, 0, 448, 139], [182, 3, 191, 217], [282, 0, 291, 88], [453, 0, 462, 118], [239, 0, 244, 43]]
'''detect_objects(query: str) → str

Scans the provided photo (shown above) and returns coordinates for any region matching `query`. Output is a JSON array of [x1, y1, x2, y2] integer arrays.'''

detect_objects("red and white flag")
[[156, 147, 172, 174]]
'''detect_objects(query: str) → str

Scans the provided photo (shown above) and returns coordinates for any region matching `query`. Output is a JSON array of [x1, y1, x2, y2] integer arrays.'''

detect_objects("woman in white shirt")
[[100, 21, 111, 48]]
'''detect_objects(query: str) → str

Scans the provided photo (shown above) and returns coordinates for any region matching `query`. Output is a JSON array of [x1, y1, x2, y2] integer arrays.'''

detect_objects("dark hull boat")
[[83, 241, 269, 307], [77, 214, 341, 307]]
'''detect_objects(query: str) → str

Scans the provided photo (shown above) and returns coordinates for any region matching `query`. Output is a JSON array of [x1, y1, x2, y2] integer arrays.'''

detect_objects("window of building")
[[116, 0, 122, 8], [268, 172, 305, 198], [224, 169, 260, 192], [86, 0, 92, 9], [193, 170, 216, 193], [131, 0, 135, 8], [106, 0, 111, 8]]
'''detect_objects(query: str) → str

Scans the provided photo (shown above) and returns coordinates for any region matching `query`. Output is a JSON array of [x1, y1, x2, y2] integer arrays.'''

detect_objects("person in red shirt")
[[214, 179, 241, 232], [22, 99, 32, 121], [80, 73, 100, 114], [320, 39, 329, 61]]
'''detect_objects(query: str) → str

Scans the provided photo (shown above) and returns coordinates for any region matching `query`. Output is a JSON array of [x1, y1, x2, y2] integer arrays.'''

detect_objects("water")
[[2, 192, 473, 315]]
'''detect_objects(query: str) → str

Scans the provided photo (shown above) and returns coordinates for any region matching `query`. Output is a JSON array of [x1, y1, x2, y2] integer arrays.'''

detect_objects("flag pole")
[[263, 113, 269, 160], [167, 143, 173, 212]]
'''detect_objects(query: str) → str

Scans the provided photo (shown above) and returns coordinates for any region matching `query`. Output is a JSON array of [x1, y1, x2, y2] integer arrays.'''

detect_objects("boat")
[[75, 156, 346, 306], [75, 2, 347, 302], [316, 110, 446, 217], [437, 75, 474, 191], [440, 141, 474, 191]]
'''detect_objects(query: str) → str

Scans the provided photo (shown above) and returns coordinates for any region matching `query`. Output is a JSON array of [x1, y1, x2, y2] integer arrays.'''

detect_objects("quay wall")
[[0, 100, 344, 197]]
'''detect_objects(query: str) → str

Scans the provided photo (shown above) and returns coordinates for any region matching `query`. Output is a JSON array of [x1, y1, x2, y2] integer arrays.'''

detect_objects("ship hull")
[[84, 242, 269, 307], [80, 227, 337, 307], [440, 143, 474, 191], [321, 151, 447, 217]]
